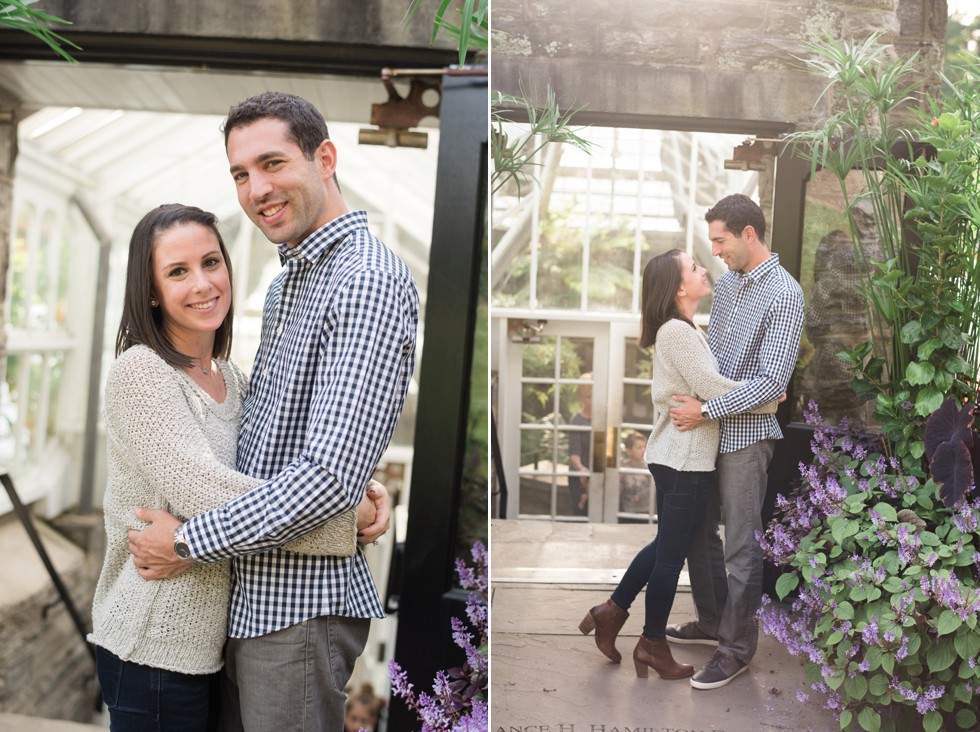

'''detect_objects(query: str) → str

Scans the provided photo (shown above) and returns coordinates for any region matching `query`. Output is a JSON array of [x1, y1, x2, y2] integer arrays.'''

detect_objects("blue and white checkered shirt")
[[702, 253, 804, 454], [181, 210, 419, 638]]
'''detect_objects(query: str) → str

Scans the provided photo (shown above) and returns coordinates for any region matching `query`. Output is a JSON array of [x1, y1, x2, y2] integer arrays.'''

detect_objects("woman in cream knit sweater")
[[89, 204, 378, 731], [579, 248, 776, 680]]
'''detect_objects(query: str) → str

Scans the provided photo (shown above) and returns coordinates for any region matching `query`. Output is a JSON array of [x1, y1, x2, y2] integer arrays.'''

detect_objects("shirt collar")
[[276, 210, 369, 265], [737, 252, 780, 284]]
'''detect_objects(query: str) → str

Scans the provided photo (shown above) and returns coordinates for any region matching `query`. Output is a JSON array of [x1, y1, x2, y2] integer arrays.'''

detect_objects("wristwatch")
[[700, 403, 710, 419], [173, 523, 192, 561]]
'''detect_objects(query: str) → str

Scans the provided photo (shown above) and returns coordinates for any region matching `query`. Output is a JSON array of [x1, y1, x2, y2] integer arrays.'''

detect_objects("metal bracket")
[[509, 318, 547, 343], [724, 138, 777, 171], [359, 69, 441, 149]]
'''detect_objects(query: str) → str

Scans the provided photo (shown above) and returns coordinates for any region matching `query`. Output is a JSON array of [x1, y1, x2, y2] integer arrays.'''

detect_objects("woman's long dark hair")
[[639, 249, 694, 348], [116, 203, 234, 368]]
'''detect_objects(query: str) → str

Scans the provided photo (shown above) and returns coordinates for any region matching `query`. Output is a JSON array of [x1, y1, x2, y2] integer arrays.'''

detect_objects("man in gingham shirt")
[[128, 92, 418, 729], [667, 194, 804, 690]]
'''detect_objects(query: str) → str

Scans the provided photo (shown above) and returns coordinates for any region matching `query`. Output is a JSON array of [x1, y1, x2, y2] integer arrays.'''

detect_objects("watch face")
[[174, 525, 191, 560]]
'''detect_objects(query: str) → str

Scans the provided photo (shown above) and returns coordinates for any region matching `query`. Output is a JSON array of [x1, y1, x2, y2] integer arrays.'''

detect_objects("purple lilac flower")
[[861, 617, 880, 645], [389, 541, 488, 731], [895, 639, 909, 662], [953, 504, 980, 533], [896, 524, 920, 565]]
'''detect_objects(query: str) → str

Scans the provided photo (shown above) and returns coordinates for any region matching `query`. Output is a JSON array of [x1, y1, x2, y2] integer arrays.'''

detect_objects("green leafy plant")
[[761, 33, 980, 731], [0, 0, 80, 63], [760, 400, 980, 732], [403, 0, 488, 66], [788, 34, 980, 471], [491, 86, 593, 197]]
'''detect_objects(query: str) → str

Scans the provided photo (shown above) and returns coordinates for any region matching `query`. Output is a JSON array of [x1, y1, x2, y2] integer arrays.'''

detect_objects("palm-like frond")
[[403, 0, 488, 65], [0, 0, 80, 63]]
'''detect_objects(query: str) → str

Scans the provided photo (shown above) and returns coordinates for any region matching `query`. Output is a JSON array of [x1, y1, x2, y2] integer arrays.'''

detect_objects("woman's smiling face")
[[152, 222, 231, 351]]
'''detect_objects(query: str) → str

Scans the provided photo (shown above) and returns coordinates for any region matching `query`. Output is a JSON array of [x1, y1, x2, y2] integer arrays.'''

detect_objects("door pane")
[[518, 335, 595, 520], [791, 167, 877, 427], [624, 340, 652, 380], [558, 424, 591, 518], [522, 337, 557, 378], [559, 337, 593, 379], [618, 429, 655, 522], [518, 427, 556, 517], [521, 382, 554, 423], [622, 382, 653, 425], [617, 340, 657, 523]]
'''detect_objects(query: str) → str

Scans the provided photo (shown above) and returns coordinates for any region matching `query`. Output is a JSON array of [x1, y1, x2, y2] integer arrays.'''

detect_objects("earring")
[[150, 299, 159, 307], [679, 289, 686, 296]]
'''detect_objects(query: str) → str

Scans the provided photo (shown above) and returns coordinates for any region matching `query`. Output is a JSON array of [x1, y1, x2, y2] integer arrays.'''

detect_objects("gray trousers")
[[685, 440, 774, 665], [218, 615, 370, 732]]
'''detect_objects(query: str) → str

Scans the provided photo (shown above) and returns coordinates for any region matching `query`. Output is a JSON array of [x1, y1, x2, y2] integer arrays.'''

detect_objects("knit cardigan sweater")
[[89, 345, 356, 674], [644, 319, 776, 472]]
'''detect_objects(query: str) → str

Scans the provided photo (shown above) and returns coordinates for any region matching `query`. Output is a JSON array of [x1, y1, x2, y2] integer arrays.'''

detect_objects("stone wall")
[[0, 88, 17, 359], [0, 516, 100, 723], [492, 0, 946, 128], [30, 0, 449, 49]]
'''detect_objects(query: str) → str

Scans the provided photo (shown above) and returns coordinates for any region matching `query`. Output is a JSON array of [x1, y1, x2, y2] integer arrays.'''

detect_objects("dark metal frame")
[[0, 29, 461, 76], [1, 473, 95, 663], [388, 71, 488, 731]]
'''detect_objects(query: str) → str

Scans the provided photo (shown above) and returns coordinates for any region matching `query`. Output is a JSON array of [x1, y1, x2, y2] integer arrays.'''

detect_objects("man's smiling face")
[[227, 117, 330, 247]]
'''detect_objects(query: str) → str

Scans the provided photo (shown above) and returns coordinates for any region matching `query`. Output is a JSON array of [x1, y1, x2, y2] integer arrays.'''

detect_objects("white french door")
[[498, 315, 659, 524]]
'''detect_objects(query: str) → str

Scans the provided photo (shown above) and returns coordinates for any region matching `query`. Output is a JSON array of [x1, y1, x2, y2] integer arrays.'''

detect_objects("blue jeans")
[[611, 463, 714, 639], [96, 647, 218, 732]]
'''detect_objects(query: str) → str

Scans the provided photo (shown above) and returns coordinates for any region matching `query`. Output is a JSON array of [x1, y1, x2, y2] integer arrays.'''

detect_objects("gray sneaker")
[[690, 650, 748, 689], [664, 621, 719, 646]]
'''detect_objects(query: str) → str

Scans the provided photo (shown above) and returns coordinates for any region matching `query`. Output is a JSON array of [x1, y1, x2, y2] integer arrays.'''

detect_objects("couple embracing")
[[89, 91, 418, 731], [580, 194, 805, 689]]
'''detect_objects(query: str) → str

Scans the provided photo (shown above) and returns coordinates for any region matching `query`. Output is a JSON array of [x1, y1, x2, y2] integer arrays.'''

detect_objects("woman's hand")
[[357, 479, 391, 544]]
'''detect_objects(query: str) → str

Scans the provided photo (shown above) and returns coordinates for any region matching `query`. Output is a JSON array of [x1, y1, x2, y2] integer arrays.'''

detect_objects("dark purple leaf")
[[924, 398, 975, 463], [969, 430, 980, 497], [931, 438, 974, 508]]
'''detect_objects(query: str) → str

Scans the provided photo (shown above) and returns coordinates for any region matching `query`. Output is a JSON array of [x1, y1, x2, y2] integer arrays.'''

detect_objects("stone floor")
[[491, 519, 842, 732]]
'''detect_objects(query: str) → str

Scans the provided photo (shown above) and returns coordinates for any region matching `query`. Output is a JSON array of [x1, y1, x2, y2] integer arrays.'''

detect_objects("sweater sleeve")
[[657, 321, 777, 414]]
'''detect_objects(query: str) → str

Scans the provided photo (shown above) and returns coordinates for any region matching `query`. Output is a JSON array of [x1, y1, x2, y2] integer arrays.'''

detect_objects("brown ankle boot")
[[578, 598, 629, 663], [633, 635, 694, 679]]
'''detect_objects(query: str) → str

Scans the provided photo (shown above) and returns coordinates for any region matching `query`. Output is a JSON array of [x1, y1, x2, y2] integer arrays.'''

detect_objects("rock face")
[[796, 228, 878, 427]]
